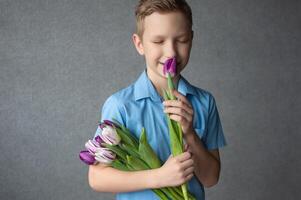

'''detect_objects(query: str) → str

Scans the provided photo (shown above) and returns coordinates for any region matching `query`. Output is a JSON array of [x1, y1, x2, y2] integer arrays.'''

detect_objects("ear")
[[132, 33, 145, 55]]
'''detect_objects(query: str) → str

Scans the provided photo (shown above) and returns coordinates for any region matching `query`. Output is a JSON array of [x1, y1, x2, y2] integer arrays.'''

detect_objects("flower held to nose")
[[163, 57, 177, 77]]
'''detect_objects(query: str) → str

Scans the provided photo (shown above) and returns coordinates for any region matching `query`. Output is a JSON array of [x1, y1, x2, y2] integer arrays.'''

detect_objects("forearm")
[[88, 163, 159, 193], [184, 131, 220, 187]]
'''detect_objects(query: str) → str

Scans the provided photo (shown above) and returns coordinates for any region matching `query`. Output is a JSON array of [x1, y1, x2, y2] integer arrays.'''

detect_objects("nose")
[[164, 40, 177, 59]]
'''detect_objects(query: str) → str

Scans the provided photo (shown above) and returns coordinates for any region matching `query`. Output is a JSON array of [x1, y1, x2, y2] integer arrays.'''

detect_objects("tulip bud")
[[95, 148, 116, 164], [99, 119, 119, 129], [85, 139, 100, 154], [163, 57, 177, 77], [100, 126, 121, 145], [79, 150, 97, 165]]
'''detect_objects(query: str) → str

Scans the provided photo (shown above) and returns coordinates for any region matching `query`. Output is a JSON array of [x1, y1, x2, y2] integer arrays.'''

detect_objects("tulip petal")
[[95, 148, 116, 164], [163, 57, 177, 77], [79, 150, 96, 165], [85, 140, 98, 154], [104, 119, 119, 128], [94, 135, 104, 144]]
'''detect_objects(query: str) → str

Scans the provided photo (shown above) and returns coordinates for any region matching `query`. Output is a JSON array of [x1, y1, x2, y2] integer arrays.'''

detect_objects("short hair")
[[135, 0, 193, 38]]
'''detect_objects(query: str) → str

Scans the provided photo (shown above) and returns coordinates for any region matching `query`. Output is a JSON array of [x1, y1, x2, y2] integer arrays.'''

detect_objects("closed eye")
[[177, 39, 189, 43], [152, 41, 163, 44]]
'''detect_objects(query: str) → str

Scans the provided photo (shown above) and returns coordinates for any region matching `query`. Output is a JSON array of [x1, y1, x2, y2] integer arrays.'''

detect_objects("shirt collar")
[[177, 75, 197, 97], [134, 69, 197, 102]]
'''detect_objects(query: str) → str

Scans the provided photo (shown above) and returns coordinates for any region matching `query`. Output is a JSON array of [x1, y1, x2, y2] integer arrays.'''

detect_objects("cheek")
[[180, 45, 191, 58], [149, 50, 162, 60]]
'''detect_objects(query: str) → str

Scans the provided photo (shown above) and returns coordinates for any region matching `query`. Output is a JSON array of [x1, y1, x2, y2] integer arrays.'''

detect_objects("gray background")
[[0, 0, 300, 199]]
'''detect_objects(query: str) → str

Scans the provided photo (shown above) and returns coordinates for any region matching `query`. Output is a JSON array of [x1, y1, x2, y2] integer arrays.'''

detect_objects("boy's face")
[[133, 11, 193, 79]]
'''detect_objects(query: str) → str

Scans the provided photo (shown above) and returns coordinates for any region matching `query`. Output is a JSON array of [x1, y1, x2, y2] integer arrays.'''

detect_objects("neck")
[[146, 68, 180, 97]]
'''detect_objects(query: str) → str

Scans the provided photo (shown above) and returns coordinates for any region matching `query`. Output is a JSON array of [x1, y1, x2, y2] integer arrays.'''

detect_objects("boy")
[[89, 0, 226, 199]]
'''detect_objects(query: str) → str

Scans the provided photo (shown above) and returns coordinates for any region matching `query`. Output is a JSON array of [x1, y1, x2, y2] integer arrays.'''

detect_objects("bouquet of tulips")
[[162, 57, 189, 200], [79, 119, 195, 200]]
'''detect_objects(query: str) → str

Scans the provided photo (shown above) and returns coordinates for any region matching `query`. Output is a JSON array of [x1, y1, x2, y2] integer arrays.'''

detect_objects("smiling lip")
[[159, 62, 180, 66]]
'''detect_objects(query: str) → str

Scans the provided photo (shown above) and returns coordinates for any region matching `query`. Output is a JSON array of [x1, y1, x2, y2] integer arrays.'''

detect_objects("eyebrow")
[[151, 33, 189, 39]]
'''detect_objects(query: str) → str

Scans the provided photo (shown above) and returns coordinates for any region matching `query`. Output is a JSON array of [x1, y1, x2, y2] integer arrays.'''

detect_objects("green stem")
[[153, 189, 169, 200], [165, 187, 183, 200], [177, 123, 183, 148], [181, 184, 189, 200], [175, 186, 196, 200]]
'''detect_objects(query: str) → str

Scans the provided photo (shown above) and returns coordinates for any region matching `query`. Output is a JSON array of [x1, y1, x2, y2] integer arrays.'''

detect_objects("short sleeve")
[[93, 95, 126, 138], [203, 94, 227, 150]]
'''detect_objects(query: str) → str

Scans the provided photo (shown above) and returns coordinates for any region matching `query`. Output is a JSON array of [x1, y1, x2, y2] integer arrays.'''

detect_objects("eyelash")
[[152, 40, 189, 44], [178, 40, 189, 43], [153, 41, 163, 44]]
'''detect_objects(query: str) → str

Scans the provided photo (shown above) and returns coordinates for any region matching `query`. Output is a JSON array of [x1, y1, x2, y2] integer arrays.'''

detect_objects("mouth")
[[159, 62, 180, 66]]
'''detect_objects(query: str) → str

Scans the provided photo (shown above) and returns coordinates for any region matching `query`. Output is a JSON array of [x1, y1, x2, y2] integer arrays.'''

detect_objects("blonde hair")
[[135, 0, 193, 38]]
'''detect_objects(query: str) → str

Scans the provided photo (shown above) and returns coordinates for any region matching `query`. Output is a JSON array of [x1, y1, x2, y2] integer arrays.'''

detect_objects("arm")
[[90, 95, 194, 193], [88, 152, 194, 193], [184, 132, 221, 187], [163, 90, 223, 188], [88, 164, 155, 193]]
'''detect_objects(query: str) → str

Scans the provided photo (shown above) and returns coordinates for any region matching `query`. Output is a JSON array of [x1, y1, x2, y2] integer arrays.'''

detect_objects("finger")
[[188, 147, 194, 154], [185, 173, 194, 182], [163, 100, 193, 115], [177, 152, 191, 162], [181, 158, 194, 169], [172, 90, 192, 108], [164, 107, 191, 120], [185, 146, 193, 154], [183, 166, 194, 177], [169, 114, 189, 124], [184, 144, 189, 151]]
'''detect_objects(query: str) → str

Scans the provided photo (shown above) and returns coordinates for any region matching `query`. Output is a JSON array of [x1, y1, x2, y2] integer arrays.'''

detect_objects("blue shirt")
[[94, 69, 227, 200]]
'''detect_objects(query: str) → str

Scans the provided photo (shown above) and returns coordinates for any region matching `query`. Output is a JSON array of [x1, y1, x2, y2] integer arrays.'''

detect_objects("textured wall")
[[0, 0, 300, 200]]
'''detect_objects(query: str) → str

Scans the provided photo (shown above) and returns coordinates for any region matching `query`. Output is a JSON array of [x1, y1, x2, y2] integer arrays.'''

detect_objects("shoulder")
[[103, 82, 136, 108], [100, 83, 136, 125], [188, 83, 216, 110]]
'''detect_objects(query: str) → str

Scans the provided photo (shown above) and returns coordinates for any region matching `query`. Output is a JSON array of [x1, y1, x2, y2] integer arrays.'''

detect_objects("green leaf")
[[115, 128, 137, 149], [120, 143, 141, 158], [126, 155, 149, 170], [102, 143, 127, 161], [167, 116, 182, 156], [111, 160, 129, 171], [112, 118, 139, 148], [139, 128, 162, 168]]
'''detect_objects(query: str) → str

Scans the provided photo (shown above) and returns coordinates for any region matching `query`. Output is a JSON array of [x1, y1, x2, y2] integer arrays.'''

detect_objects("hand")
[[184, 143, 193, 154], [155, 152, 194, 188], [163, 90, 194, 136], [184, 143, 195, 163]]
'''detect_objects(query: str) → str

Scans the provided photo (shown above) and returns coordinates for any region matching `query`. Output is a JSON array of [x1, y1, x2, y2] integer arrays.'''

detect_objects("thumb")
[[164, 154, 173, 165], [167, 154, 173, 160], [184, 144, 189, 151]]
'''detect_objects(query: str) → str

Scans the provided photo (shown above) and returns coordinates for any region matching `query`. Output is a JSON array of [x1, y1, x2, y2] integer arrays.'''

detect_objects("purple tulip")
[[163, 57, 177, 77], [79, 150, 97, 165], [94, 135, 104, 145], [83, 139, 117, 165], [94, 148, 116, 164], [99, 126, 121, 145], [99, 120, 119, 129], [85, 139, 101, 154]]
